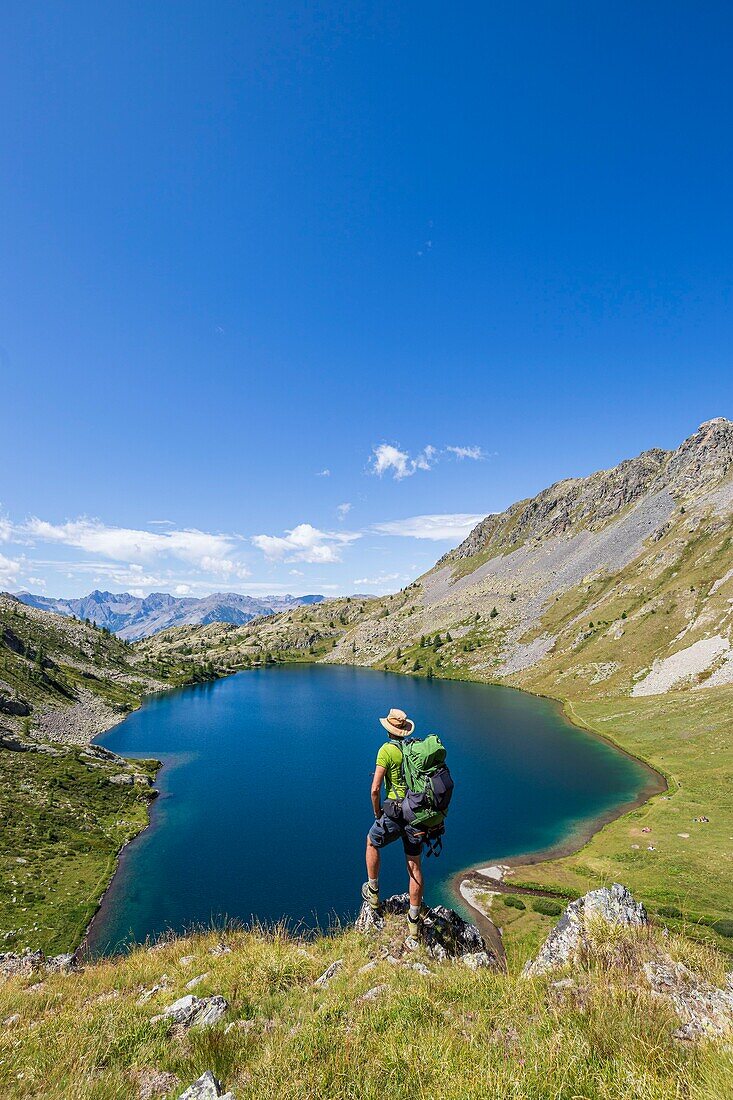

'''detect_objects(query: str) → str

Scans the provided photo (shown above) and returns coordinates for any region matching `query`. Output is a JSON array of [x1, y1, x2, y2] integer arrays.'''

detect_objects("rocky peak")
[[445, 419, 732, 566], [662, 416, 733, 497]]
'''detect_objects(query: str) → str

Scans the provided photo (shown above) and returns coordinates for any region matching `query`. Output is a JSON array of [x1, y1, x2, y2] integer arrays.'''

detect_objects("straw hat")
[[379, 707, 415, 738]]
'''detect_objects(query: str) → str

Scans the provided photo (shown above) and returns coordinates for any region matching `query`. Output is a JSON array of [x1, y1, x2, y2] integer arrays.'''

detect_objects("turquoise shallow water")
[[87, 664, 648, 954]]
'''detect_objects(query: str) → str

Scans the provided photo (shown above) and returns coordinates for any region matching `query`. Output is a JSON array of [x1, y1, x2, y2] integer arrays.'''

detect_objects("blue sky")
[[1, 2, 732, 599]]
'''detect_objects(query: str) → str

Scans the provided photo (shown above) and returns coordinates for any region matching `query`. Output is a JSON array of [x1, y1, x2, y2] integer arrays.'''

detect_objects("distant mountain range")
[[16, 590, 325, 641]]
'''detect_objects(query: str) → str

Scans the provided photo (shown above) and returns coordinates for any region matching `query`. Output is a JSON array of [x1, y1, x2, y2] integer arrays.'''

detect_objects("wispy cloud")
[[369, 444, 438, 480], [372, 513, 488, 540], [353, 572, 404, 587], [446, 445, 485, 461], [368, 443, 487, 479], [252, 523, 360, 564], [316, 468, 331, 477], [336, 502, 352, 519]]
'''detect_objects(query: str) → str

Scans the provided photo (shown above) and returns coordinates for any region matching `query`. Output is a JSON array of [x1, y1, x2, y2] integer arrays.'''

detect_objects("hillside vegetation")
[[1, 903, 732, 1100], [0, 595, 215, 954]]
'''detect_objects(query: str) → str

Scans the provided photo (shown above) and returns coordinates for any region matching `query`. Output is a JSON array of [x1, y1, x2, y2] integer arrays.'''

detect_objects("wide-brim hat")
[[379, 707, 415, 738]]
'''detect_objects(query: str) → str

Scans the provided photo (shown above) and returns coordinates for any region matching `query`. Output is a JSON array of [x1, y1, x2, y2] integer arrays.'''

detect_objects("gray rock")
[[313, 959, 343, 988], [185, 972, 209, 990], [359, 983, 388, 1002], [46, 953, 77, 974], [177, 1070, 236, 1099], [644, 958, 733, 1041], [152, 994, 229, 1030], [0, 950, 46, 978], [523, 885, 647, 977], [109, 773, 134, 786], [461, 951, 493, 971], [355, 894, 496, 967]]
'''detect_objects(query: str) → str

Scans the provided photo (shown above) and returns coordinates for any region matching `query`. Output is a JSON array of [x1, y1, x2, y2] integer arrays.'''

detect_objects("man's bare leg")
[[405, 853, 424, 908], [366, 837, 380, 881]]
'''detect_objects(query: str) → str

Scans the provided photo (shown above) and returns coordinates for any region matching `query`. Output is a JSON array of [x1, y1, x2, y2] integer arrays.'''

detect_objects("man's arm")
[[371, 765, 386, 818]]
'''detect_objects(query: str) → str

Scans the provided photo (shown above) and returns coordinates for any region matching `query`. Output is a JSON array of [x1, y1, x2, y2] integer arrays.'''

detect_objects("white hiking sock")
[[409, 904, 420, 921], [368, 878, 379, 893]]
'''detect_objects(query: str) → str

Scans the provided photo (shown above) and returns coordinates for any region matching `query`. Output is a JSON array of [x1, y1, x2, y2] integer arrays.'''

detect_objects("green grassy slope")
[[508, 688, 733, 943], [0, 746, 159, 954], [1, 917, 732, 1100]]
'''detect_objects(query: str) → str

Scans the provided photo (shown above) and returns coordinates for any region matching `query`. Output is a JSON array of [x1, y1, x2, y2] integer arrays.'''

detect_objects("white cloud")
[[353, 572, 403, 586], [252, 523, 360, 564], [337, 502, 352, 519], [372, 513, 488, 540], [148, 519, 175, 527], [446, 445, 485, 461], [0, 552, 21, 582], [16, 517, 242, 574], [316, 468, 331, 477], [174, 584, 192, 595], [289, 569, 304, 576], [369, 444, 438, 480]]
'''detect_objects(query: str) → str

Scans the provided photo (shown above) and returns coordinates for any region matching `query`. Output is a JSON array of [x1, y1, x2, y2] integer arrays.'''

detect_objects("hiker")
[[362, 707, 425, 938]]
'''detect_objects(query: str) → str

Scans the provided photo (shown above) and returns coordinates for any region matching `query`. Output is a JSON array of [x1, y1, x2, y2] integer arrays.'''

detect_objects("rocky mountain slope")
[[0, 593, 212, 745], [17, 590, 325, 641], [142, 419, 733, 701]]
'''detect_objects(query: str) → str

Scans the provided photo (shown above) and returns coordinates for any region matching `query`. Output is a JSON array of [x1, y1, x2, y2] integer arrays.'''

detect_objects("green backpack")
[[399, 734, 454, 836]]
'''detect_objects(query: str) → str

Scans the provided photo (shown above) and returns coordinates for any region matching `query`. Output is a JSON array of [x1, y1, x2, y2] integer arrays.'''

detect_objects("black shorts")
[[368, 813, 423, 857]]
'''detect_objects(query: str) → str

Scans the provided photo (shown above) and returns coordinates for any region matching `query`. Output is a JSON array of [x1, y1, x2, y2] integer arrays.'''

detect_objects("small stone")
[[359, 983, 388, 1002], [358, 959, 379, 974], [3, 1014, 20, 1027], [176, 1070, 236, 1099], [208, 943, 232, 957], [407, 961, 433, 976], [313, 959, 344, 988], [224, 1018, 258, 1035], [185, 973, 209, 990], [179, 956, 195, 968]]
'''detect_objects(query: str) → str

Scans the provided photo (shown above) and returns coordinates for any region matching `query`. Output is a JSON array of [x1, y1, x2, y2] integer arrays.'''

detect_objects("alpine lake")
[[86, 664, 651, 955]]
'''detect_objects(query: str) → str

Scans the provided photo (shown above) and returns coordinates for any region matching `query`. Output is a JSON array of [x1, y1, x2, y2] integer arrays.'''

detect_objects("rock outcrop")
[[523, 884, 648, 976], [151, 994, 229, 1030], [177, 1070, 236, 1100], [644, 958, 733, 1041], [355, 894, 497, 966], [0, 949, 77, 980]]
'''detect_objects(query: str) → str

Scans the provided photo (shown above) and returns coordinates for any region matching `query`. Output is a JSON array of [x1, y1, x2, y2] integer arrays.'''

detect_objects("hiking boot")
[[361, 882, 380, 911], [407, 904, 429, 939]]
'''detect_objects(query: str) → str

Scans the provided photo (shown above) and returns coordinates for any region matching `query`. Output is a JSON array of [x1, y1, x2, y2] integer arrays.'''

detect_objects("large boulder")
[[523, 884, 647, 977], [644, 959, 733, 1041], [356, 893, 497, 965]]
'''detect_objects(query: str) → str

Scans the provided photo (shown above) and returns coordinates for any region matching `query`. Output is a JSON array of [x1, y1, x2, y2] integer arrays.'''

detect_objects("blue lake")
[[87, 664, 650, 954]]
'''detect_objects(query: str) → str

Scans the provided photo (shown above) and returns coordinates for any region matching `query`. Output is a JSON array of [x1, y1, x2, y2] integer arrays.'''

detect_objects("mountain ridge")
[[16, 589, 326, 641]]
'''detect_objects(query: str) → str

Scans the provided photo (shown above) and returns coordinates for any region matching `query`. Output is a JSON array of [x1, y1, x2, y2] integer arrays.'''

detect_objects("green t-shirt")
[[376, 740, 406, 801]]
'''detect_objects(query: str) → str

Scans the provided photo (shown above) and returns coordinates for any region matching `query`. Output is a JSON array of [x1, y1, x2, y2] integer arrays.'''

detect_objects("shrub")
[[532, 898, 563, 917], [657, 905, 682, 920], [502, 895, 526, 910], [711, 919, 733, 938]]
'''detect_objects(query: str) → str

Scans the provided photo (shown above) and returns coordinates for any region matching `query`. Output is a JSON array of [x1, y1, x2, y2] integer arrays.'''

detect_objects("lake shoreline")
[[77, 664, 665, 958], [447, 691, 667, 923]]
